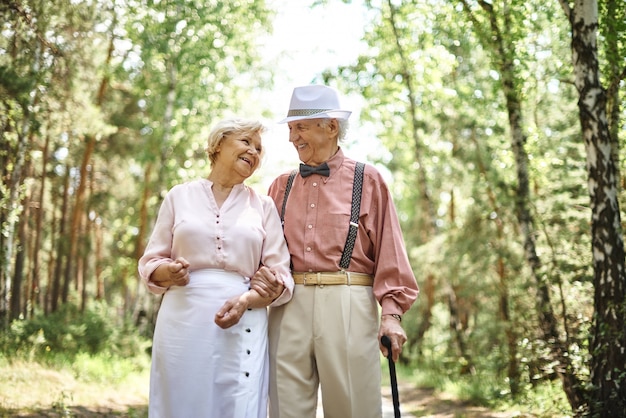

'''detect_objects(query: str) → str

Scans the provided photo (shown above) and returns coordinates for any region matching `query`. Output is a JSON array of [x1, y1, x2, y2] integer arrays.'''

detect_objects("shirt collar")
[[324, 147, 345, 177]]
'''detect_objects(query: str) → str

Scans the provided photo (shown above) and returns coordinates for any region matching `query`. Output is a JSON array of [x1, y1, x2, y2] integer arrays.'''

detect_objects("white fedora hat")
[[278, 85, 352, 124]]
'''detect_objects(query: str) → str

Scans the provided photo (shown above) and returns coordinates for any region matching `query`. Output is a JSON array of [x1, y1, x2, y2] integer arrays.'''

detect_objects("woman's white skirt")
[[149, 269, 268, 418]]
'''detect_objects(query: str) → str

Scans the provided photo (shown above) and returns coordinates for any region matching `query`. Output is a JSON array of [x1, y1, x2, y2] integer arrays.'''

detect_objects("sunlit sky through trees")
[[252, 0, 389, 190]]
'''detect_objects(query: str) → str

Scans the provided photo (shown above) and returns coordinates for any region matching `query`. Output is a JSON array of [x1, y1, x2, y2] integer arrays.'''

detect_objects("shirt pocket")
[[318, 212, 351, 255]]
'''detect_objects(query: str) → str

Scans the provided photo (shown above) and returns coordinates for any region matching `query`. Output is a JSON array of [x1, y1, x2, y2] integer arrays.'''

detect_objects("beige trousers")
[[268, 284, 382, 418]]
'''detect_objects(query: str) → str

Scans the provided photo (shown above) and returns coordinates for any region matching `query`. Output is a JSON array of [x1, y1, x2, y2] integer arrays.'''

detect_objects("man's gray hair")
[[320, 118, 350, 141], [337, 119, 349, 141]]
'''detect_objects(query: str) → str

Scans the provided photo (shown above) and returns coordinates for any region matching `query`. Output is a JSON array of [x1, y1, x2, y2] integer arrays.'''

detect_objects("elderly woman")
[[138, 118, 293, 418]]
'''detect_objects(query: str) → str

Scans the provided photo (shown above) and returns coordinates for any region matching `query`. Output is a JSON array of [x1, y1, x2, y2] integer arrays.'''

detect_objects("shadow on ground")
[[2, 382, 535, 418], [0, 405, 148, 418]]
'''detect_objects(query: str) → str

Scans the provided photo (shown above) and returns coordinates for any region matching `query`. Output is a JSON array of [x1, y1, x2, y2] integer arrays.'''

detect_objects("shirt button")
[[313, 182, 318, 187], [245, 328, 251, 332], [245, 372, 250, 377], [307, 224, 313, 229], [310, 203, 315, 208], [306, 247, 311, 252], [246, 349, 251, 355]]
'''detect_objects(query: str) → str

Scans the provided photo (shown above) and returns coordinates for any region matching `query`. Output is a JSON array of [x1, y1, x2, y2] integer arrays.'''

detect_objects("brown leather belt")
[[292, 271, 374, 286]]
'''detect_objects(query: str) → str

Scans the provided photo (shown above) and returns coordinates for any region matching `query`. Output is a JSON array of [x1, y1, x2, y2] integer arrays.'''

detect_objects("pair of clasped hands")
[[152, 257, 284, 329]]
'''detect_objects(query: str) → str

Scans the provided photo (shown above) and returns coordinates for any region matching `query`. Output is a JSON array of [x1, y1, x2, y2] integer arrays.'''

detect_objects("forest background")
[[1, 0, 625, 417]]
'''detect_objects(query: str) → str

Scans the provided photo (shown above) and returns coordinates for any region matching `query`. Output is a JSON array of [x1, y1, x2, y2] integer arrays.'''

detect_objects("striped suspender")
[[339, 162, 365, 268], [279, 163, 365, 268], [280, 169, 298, 227]]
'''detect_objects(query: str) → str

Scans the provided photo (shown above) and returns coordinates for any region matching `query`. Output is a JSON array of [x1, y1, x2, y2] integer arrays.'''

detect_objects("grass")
[[2, 352, 574, 418], [0, 354, 150, 417]]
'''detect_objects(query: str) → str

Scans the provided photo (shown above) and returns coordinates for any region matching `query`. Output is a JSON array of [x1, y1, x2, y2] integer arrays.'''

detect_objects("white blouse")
[[138, 178, 293, 305]]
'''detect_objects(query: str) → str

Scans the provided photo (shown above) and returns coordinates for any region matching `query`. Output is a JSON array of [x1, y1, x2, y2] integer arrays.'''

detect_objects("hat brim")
[[278, 110, 352, 124]]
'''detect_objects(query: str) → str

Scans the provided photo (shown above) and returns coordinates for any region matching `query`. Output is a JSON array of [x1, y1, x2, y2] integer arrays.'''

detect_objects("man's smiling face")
[[287, 118, 338, 166]]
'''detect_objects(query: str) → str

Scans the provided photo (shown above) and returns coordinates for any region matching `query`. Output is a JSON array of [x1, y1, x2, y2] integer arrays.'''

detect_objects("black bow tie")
[[299, 162, 330, 178]]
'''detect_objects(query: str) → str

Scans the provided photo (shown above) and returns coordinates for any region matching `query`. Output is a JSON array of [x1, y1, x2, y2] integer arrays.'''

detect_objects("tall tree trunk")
[[135, 60, 178, 326], [383, 0, 438, 355], [63, 135, 95, 303], [132, 162, 153, 319], [28, 133, 49, 318], [496, 19, 585, 416], [10, 197, 27, 321], [51, 165, 71, 312], [447, 284, 475, 374], [384, 0, 437, 238], [471, 128, 520, 395], [95, 220, 105, 301], [602, 0, 624, 189], [412, 274, 434, 350], [1, 104, 30, 327], [62, 26, 114, 306], [559, 0, 626, 415], [80, 253, 87, 312], [0, 136, 8, 327], [80, 162, 97, 310]]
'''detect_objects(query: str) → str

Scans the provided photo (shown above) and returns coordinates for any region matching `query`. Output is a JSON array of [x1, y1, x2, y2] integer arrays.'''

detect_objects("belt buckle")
[[303, 273, 321, 286], [302, 273, 314, 286]]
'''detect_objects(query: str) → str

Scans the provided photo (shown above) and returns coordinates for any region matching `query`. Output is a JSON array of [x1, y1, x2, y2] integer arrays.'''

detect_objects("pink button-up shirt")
[[138, 179, 293, 306], [267, 148, 418, 315]]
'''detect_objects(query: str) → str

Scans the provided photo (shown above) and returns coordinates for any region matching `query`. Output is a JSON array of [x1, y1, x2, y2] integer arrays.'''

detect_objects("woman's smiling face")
[[217, 131, 263, 178]]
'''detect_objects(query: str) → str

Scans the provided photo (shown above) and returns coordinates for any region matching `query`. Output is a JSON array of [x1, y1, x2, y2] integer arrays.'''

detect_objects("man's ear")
[[328, 118, 339, 136]]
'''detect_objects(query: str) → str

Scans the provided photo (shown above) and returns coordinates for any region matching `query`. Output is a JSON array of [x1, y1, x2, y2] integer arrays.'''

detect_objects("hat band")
[[286, 108, 332, 117]]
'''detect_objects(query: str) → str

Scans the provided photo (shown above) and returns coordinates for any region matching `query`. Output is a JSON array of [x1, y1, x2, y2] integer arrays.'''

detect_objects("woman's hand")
[[150, 257, 190, 288], [214, 293, 250, 329]]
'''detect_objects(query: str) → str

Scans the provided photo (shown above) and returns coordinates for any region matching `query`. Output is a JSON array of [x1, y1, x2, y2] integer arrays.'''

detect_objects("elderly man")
[[257, 85, 419, 418]]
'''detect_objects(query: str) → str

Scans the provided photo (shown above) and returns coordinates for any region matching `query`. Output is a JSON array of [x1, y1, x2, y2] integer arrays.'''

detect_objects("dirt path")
[[311, 380, 514, 418], [2, 374, 518, 418], [383, 381, 517, 417]]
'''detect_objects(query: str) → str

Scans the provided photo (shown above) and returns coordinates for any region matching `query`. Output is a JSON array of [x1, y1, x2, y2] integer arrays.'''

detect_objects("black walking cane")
[[381, 335, 401, 418]]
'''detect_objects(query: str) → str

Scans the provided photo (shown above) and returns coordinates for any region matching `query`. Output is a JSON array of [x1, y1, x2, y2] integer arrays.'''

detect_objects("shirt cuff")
[[380, 297, 403, 317]]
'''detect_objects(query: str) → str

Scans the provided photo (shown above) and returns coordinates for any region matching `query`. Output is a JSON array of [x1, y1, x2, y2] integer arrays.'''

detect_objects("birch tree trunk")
[[558, 0, 626, 415]]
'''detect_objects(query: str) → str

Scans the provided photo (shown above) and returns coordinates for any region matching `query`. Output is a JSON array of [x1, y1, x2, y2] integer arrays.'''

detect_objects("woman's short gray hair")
[[205, 118, 266, 166]]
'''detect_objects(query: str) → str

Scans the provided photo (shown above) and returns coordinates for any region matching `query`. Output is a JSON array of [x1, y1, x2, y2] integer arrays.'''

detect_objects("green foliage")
[[0, 302, 150, 362], [404, 303, 572, 416], [70, 351, 150, 384], [1, 0, 625, 414], [327, 0, 612, 414]]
